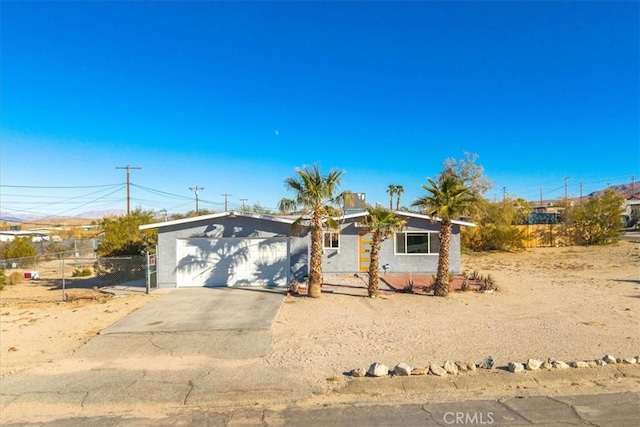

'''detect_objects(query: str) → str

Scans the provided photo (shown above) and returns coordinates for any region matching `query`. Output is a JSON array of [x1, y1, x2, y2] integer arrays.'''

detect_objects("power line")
[[0, 183, 122, 189]]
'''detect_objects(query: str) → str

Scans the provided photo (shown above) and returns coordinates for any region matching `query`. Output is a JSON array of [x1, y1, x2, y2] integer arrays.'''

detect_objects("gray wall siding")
[[322, 222, 360, 272], [156, 216, 307, 288], [321, 217, 462, 275]]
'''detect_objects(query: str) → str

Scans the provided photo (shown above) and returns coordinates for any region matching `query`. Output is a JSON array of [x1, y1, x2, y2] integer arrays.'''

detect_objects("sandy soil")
[[1, 241, 639, 387]]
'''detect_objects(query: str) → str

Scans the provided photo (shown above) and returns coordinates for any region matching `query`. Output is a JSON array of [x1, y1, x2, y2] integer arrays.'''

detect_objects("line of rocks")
[[348, 354, 640, 378]]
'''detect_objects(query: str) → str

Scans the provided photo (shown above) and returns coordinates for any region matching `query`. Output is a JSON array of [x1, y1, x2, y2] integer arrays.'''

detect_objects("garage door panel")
[[176, 238, 289, 287]]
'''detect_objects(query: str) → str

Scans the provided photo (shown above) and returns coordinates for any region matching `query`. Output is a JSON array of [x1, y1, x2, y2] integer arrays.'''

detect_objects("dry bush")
[[8, 272, 23, 286]]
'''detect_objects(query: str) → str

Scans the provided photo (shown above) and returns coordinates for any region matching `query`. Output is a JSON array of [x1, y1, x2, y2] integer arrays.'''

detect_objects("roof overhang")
[[139, 210, 296, 230], [334, 210, 476, 227]]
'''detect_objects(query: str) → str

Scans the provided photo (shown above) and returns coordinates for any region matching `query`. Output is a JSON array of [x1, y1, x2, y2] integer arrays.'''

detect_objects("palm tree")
[[362, 205, 406, 298], [411, 175, 475, 296], [279, 164, 351, 298], [395, 185, 404, 210], [387, 184, 397, 210]]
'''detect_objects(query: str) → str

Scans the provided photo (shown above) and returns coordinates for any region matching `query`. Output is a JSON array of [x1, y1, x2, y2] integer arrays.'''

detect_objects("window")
[[323, 231, 340, 249], [395, 232, 439, 254]]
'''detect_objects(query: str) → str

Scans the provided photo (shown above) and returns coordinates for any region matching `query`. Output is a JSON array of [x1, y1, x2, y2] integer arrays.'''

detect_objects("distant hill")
[[589, 182, 638, 198], [0, 209, 126, 224]]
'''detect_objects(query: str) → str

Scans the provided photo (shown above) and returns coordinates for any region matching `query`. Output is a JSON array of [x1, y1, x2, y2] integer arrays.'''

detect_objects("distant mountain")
[[0, 210, 126, 223], [75, 210, 126, 219], [588, 182, 638, 198], [0, 213, 27, 222]]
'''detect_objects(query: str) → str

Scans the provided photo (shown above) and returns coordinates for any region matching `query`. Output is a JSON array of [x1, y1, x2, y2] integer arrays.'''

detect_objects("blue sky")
[[1, 1, 638, 218]]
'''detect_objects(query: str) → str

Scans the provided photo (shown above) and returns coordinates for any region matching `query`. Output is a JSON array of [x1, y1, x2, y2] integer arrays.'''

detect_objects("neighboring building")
[[140, 210, 474, 289], [0, 230, 53, 243], [623, 195, 640, 227]]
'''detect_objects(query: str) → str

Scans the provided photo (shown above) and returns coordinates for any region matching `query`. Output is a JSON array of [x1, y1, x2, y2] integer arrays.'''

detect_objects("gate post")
[[146, 252, 151, 294]]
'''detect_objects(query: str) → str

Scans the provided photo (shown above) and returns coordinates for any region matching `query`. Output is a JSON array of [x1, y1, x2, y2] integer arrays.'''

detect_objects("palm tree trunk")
[[368, 231, 382, 297], [308, 221, 323, 298], [435, 220, 452, 297]]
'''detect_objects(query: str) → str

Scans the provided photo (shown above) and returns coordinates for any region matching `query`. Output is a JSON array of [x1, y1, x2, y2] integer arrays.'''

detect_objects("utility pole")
[[564, 177, 569, 205], [189, 186, 204, 215], [502, 187, 507, 202], [240, 198, 248, 211], [632, 175, 636, 197], [116, 165, 141, 215], [221, 193, 232, 211], [579, 182, 583, 203], [539, 188, 543, 208]]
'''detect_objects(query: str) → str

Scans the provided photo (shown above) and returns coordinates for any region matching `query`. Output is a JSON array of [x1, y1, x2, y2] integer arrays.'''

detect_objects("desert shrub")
[[93, 256, 146, 284], [462, 197, 528, 251], [0, 269, 5, 290], [563, 189, 625, 245], [460, 277, 470, 291], [402, 278, 415, 293], [479, 274, 498, 292], [72, 267, 92, 277], [8, 272, 23, 286], [0, 237, 38, 267]]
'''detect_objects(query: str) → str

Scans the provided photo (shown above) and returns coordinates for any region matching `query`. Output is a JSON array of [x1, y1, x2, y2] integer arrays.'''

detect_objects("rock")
[[411, 367, 427, 376], [569, 361, 590, 368], [587, 361, 598, 368], [554, 361, 570, 369], [596, 359, 607, 366], [455, 361, 469, 372], [444, 360, 459, 375], [603, 354, 617, 364], [350, 368, 366, 377], [367, 363, 389, 377], [394, 363, 412, 376], [478, 356, 495, 369], [547, 358, 557, 364], [526, 359, 543, 370], [623, 357, 637, 364], [616, 357, 622, 363], [467, 362, 477, 371], [508, 362, 525, 373], [541, 362, 553, 370], [429, 363, 447, 376]]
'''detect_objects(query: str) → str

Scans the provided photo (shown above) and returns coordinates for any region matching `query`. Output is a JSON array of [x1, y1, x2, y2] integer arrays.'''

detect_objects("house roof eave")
[[139, 210, 295, 231]]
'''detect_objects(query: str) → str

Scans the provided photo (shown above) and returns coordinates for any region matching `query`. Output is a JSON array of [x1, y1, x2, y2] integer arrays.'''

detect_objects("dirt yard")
[[1, 241, 639, 386]]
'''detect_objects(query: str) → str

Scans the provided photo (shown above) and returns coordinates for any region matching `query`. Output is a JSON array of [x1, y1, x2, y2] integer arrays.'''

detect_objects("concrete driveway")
[[102, 287, 286, 334], [70, 287, 287, 360]]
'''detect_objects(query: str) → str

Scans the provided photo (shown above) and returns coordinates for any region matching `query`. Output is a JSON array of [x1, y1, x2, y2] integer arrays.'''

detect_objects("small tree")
[[0, 268, 6, 291], [96, 209, 157, 257], [566, 189, 625, 245], [362, 205, 406, 297], [0, 237, 38, 267]]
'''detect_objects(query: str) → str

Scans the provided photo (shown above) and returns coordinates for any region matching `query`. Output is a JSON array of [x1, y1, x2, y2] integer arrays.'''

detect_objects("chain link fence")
[[1, 250, 152, 301]]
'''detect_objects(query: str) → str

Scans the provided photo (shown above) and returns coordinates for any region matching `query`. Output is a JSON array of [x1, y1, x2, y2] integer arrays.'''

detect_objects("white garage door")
[[176, 237, 289, 287]]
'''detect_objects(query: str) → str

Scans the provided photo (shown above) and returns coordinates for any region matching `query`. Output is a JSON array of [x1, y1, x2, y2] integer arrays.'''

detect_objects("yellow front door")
[[359, 232, 373, 272]]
